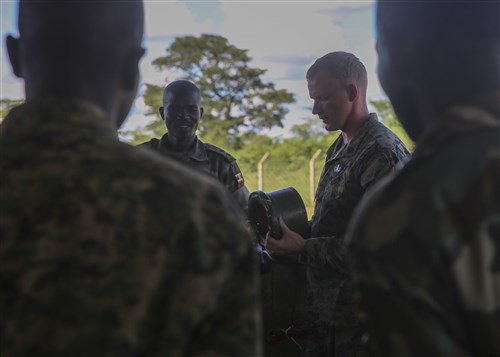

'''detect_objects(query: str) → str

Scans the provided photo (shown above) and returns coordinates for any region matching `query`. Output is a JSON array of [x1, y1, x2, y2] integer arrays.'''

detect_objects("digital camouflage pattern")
[[349, 94, 500, 356], [139, 135, 250, 211], [0, 98, 262, 357], [304, 113, 410, 356]]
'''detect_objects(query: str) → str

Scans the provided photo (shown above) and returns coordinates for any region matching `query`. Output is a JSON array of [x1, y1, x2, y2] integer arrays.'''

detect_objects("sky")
[[0, 0, 383, 139]]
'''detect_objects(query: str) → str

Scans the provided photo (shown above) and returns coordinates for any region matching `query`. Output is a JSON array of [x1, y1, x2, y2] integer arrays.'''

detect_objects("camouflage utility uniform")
[[305, 113, 409, 356], [139, 135, 250, 211], [350, 95, 500, 356], [0, 98, 262, 357]]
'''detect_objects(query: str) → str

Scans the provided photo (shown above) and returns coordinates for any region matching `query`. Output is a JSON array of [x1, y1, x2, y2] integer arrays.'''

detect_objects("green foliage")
[[1, 99, 24, 120], [136, 34, 295, 147], [290, 117, 327, 140], [231, 132, 338, 213], [370, 99, 414, 151], [142, 84, 164, 118]]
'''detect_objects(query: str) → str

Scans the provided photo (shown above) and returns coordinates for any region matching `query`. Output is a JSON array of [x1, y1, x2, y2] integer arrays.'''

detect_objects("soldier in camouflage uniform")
[[0, 2, 262, 356], [138, 80, 250, 211], [348, 1, 500, 356], [266, 52, 409, 356]]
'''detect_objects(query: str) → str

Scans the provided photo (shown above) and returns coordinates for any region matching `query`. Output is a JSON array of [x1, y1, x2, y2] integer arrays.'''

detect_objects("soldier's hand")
[[264, 217, 306, 255]]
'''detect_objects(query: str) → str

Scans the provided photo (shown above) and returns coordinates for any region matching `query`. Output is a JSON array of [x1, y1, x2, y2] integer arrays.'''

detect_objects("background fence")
[[239, 149, 327, 218]]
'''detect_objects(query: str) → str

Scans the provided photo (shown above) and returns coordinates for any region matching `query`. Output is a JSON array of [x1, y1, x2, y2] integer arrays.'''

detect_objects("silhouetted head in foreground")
[[376, 0, 500, 142], [6, 0, 145, 127]]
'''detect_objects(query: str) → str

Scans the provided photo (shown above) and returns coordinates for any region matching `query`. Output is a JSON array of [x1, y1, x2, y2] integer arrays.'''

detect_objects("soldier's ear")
[[6, 35, 22, 78], [200, 107, 204, 119], [158, 107, 165, 120], [346, 83, 358, 102]]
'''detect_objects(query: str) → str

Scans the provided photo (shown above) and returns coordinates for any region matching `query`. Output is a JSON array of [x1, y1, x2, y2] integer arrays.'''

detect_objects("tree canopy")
[[135, 34, 295, 148]]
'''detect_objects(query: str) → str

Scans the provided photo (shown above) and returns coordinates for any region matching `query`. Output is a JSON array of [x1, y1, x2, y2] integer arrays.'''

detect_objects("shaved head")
[[376, 0, 500, 140], [377, 1, 499, 50], [16, 0, 144, 76], [377, 0, 499, 70], [9, 0, 145, 126], [307, 51, 368, 92], [164, 80, 201, 104], [18, 0, 144, 45]]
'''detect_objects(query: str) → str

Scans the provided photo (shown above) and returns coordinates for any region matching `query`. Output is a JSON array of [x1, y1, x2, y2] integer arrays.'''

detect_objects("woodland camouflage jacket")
[[304, 114, 410, 356], [0, 98, 262, 357], [349, 93, 500, 356]]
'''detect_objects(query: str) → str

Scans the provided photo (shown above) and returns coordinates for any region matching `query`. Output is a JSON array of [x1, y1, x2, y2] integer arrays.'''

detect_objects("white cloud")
[[218, 3, 346, 78], [120, 111, 153, 132], [1, 72, 24, 100], [1, 31, 24, 99], [144, 2, 215, 39], [140, 41, 170, 86], [140, 1, 217, 87], [211, 2, 380, 137], [356, 39, 383, 99]]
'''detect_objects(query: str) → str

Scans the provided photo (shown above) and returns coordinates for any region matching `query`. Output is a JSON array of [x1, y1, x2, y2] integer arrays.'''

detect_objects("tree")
[[290, 116, 326, 140], [138, 34, 295, 148]]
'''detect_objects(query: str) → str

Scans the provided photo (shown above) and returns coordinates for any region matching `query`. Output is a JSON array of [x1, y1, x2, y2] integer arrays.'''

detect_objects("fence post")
[[258, 152, 270, 191], [309, 149, 322, 204]]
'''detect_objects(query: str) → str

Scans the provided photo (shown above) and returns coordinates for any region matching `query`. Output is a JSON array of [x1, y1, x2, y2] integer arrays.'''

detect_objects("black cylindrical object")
[[248, 187, 309, 240]]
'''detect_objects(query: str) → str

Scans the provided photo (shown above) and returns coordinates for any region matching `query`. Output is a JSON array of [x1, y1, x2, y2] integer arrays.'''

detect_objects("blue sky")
[[0, 0, 381, 138]]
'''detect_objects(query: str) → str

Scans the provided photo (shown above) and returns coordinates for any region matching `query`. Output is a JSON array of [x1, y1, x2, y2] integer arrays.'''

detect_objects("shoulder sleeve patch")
[[235, 172, 245, 188], [205, 143, 236, 162]]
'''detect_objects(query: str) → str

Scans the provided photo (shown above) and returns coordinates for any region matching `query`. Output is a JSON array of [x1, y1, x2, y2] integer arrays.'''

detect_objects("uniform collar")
[[347, 113, 379, 147], [327, 113, 379, 159], [159, 135, 208, 162]]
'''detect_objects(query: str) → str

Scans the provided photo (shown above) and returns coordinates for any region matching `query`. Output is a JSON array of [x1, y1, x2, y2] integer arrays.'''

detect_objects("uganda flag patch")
[[235, 173, 245, 188]]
